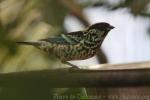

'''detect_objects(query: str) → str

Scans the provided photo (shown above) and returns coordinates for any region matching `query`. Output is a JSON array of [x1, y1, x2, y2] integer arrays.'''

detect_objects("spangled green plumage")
[[17, 22, 114, 67]]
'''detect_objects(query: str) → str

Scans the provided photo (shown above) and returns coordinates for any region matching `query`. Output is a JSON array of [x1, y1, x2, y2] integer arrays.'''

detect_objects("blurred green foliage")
[[0, 0, 87, 100], [81, 0, 150, 17]]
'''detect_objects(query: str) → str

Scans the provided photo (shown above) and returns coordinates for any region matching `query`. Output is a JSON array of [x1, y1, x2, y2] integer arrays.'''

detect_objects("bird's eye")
[[89, 30, 93, 33]]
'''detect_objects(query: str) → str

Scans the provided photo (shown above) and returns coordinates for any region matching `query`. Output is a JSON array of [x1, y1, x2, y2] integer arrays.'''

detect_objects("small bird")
[[17, 22, 114, 68]]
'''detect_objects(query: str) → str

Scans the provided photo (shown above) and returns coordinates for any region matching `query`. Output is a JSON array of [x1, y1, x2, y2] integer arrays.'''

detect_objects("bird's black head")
[[88, 22, 114, 32]]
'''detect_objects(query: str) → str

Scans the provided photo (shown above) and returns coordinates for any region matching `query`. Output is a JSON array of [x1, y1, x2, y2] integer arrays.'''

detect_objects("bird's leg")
[[62, 61, 80, 69]]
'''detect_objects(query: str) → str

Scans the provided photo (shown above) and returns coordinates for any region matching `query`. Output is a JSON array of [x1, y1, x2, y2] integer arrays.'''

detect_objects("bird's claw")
[[62, 61, 80, 71], [69, 66, 80, 72]]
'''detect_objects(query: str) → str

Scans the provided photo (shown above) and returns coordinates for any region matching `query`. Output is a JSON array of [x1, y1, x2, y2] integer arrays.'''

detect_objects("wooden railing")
[[1, 61, 150, 87]]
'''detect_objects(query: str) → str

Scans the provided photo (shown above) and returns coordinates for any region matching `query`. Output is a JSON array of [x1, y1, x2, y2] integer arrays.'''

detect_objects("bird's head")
[[88, 22, 114, 32]]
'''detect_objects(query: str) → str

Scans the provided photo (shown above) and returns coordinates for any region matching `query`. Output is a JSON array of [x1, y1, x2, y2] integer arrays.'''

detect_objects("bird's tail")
[[17, 41, 53, 52], [16, 41, 40, 46]]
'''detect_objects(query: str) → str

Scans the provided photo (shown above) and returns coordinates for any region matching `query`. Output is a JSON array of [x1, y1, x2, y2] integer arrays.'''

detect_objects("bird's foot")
[[69, 66, 80, 72], [69, 64, 79, 69], [62, 61, 80, 71]]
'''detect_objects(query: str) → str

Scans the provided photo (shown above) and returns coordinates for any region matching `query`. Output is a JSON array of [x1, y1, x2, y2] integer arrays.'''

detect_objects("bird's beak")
[[110, 25, 115, 29]]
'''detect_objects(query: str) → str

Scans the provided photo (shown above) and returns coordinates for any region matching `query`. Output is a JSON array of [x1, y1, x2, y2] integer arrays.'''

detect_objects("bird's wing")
[[39, 31, 85, 45]]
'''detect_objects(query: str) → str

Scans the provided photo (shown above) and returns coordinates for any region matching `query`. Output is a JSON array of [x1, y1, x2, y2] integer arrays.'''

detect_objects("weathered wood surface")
[[0, 61, 150, 87]]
